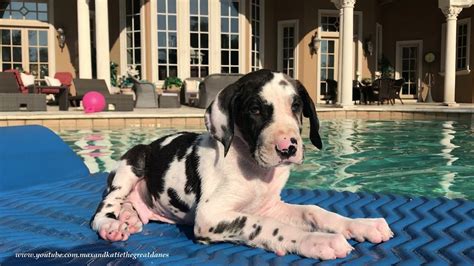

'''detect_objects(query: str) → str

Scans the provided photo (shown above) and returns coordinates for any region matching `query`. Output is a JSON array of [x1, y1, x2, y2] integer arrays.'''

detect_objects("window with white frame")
[[0, 0, 48, 22], [157, 0, 177, 80], [190, 0, 209, 78], [125, 0, 142, 74], [251, 0, 263, 71], [27, 29, 48, 79], [321, 15, 339, 32], [0, 27, 49, 79], [457, 21, 468, 70], [220, 0, 239, 74], [0, 28, 22, 71], [278, 21, 297, 78], [441, 18, 471, 73]]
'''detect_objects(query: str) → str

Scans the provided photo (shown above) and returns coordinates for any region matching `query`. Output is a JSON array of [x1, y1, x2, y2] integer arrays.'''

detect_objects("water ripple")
[[57, 120, 474, 200]]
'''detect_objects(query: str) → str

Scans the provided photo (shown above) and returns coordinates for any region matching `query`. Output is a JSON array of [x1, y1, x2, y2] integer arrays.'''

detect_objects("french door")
[[319, 38, 339, 100], [396, 41, 422, 98]]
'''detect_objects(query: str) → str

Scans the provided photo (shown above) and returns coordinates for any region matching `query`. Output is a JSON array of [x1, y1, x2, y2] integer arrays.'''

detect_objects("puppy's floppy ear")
[[204, 84, 240, 156], [295, 80, 323, 149]]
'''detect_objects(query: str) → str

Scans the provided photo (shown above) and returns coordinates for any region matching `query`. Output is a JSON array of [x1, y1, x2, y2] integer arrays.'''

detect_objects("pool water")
[[58, 119, 474, 200]]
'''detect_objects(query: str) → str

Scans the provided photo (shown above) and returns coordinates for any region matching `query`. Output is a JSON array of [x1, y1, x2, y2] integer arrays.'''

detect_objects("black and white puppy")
[[91, 70, 393, 260]]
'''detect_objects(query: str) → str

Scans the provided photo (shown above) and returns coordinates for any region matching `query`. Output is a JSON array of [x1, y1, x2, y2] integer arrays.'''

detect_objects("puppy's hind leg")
[[90, 144, 150, 241]]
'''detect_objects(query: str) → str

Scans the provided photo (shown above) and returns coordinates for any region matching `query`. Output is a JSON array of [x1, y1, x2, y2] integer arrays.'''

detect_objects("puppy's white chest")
[[239, 168, 289, 214]]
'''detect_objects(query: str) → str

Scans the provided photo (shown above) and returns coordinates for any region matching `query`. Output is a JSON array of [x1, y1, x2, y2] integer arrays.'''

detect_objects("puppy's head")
[[205, 69, 322, 168]]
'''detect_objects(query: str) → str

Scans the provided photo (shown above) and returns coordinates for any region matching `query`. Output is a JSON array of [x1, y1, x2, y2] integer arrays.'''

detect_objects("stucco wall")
[[54, 0, 79, 78]]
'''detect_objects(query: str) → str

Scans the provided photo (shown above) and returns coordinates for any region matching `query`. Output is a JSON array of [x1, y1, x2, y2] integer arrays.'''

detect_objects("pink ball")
[[83, 91, 106, 113]]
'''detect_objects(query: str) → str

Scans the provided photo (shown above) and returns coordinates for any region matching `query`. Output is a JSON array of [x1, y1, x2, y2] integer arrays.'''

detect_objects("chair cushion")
[[20, 73, 35, 87], [45, 76, 62, 86]]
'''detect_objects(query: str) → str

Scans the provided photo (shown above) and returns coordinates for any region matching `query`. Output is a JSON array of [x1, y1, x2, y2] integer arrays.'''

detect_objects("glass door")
[[396, 41, 421, 99], [400, 46, 418, 97], [319, 39, 338, 100]]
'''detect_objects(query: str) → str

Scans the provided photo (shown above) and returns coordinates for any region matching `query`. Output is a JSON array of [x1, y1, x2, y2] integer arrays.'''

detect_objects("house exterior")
[[1, 0, 473, 104]]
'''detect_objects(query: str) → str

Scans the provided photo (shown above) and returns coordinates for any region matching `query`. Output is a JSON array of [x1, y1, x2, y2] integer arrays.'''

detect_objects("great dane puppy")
[[91, 69, 393, 260]]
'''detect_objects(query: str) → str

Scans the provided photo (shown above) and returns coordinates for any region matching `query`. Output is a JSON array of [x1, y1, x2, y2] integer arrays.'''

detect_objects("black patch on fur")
[[249, 225, 262, 241], [273, 228, 279, 236], [121, 144, 152, 178], [167, 188, 190, 213], [291, 240, 296, 243], [252, 224, 257, 228], [209, 227, 214, 232], [279, 80, 288, 86], [106, 171, 116, 189], [262, 242, 270, 250], [146, 133, 199, 199], [105, 204, 113, 208], [233, 77, 275, 156], [184, 145, 202, 203], [292, 79, 322, 149], [109, 185, 121, 192], [105, 212, 117, 220], [213, 216, 247, 234], [278, 236, 284, 241]]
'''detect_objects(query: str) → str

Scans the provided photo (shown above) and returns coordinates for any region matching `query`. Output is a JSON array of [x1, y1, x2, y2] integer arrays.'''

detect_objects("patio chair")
[[71, 79, 134, 111], [372, 78, 394, 105], [352, 80, 362, 104], [35, 72, 73, 111], [0, 72, 46, 111], [181, 77, 202, 107], [391, 78, 405, 105], [132, 79, 158, 108], [5, 69, 34, 94], [197, 73, 243, 109], [324, 79, 338, 104]]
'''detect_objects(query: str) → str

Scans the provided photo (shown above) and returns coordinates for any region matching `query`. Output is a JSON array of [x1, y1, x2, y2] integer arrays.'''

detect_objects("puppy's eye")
[[291, 102, 301, 112], [249, 105, 261, 115]]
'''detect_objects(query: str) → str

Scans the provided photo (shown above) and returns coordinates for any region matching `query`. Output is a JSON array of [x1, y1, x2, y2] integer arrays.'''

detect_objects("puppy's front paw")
[[98, 218, 131, 242], [299, 233, 354, 260], [344, 218, 394, 243], [119, 203, 143, 234]]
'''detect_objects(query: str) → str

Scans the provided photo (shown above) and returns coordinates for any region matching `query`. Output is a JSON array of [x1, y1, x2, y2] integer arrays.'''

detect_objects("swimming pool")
[[58, 119, 474, 200]]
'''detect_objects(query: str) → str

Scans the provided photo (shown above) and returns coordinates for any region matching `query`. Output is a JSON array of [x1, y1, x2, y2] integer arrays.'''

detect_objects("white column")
[[340, 0, 356, 106], [336, 5, 343, 104], [95, 0, 111, 90], [77, 0, 92, 78], [441, 6, 462, 106]]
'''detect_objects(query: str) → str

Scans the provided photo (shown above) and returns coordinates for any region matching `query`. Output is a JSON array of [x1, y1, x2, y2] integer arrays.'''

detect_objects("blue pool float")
[[0, 125, 472, 265]]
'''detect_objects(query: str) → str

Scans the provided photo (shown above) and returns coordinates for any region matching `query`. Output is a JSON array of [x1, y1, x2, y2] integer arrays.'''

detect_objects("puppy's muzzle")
[[275, 137, 298, 159]]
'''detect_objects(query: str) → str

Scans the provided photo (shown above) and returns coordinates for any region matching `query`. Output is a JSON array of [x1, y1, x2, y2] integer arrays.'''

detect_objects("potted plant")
[[163, 76, 183, 91]]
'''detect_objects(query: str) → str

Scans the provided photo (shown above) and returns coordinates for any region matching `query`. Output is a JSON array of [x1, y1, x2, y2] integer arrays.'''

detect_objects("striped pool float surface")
[[0, 173, 472, 266]]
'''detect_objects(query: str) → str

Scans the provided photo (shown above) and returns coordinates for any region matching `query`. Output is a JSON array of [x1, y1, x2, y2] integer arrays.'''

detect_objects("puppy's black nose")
[[275, 144, 297, 159]]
